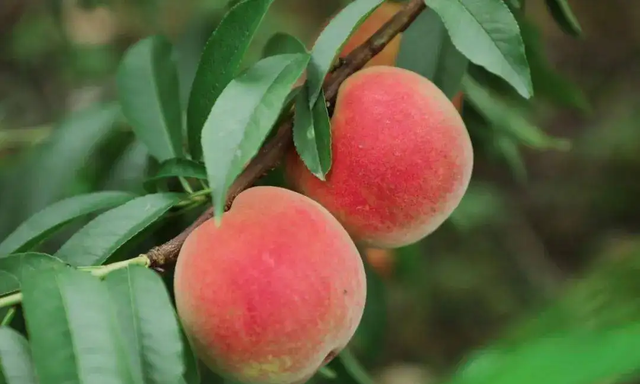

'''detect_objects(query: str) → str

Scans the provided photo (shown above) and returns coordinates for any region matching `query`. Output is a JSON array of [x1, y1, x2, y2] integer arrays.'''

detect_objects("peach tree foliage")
[[2, 1, 637, 384]]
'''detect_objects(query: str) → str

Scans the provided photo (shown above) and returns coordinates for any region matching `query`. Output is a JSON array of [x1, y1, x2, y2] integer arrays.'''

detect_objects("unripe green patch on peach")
[[174, 186, 366, 384], [286, 66, 473, 248]]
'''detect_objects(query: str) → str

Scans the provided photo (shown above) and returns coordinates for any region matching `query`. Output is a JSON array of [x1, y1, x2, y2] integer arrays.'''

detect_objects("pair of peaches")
[[175, 4, 473, 384]]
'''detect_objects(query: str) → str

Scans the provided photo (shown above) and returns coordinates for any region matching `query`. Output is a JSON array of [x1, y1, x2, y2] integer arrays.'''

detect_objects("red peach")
[[364, 247, 395, 279], [174, 186, 366, 384], [286, 66, 473, 248]]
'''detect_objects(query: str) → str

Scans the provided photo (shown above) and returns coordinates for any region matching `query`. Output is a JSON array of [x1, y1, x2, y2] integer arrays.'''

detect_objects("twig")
[[147, 0, 427, 269], [0, 255, 150, 309]]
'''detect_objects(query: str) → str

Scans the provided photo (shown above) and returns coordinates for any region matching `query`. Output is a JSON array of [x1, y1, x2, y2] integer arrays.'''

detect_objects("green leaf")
[[451, 327, 640, 384], [520, 21, 588, 112], [21, 267, 135, 384], [424, 0, 533, 98], [463, 104, 528, 182], [55, 193, 183, 266], [318, 366, 338, 380], [1, 308, 15, 327], [336, 349, 375, 384], [0, 192, 135, 257], [187, 0, 276, 160], [144, 158, 207, 192], [103, 140, 151, 193], [462, 76, 569, 151], [262, 32, 308, 57], [0, 327, 38, 384], [180, 329, 201, 384], [448, 182, 509, 231], [494, 135, 528, 183], [201, 53, 310, 221], [505, 0, 522, 10], [507, 252, 640, 341], [396, 8, 468, 98], [351, 253, 387, 362], [2, 103, 120, 231], [0, 252, 66, 296], [545, 0, 582, 37], [105, 266, 185, 384], [293, 87, 332, 180], [117, 35, 184, 162], [449, 248, 640, 384], [306, 0, 384, 106]]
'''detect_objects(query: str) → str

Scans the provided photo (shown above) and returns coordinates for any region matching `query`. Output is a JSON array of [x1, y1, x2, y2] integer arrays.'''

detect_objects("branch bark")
[[148, 0, 426, 269]]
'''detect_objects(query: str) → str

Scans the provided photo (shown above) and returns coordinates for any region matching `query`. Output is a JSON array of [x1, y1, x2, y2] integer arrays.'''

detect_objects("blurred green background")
[[1, 0, 640, 383]]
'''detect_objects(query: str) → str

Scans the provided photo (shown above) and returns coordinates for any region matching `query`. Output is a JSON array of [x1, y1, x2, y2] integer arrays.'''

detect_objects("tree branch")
[[148, 0, 427, 269]]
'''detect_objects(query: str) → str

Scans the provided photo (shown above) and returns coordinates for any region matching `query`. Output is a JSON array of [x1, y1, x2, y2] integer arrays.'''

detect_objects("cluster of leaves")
[[1, 0, 634, 384], [397, 0, 587, 183]]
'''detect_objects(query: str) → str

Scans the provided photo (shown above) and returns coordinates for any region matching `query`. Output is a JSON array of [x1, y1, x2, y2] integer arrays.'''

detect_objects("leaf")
[[336, 349, 375, 384], [451, 327, 640, 384], [507, 252, 640, 341], [306, 0, 384, 106], [449, 248, 640, 384], [351, 253, 387, 362], [462, 76, 569, 150], [463, 104, 528, 182], [545, 0, 582, 37], [494, 135, 527, 183], [448, 182, 509, 231], [424, 0, 533, 98], [55, 193, 183, 266], [144, 158, 207, 192], [262, 32, 308, 57], [117, 35, 184, 162], [396, 8, 468, 98], [21, 267, 135, 384], [293, 87, 332, 180], [105, 266, 185, 384], [0, 103, 121, 236], [318, 366, 338, 380], [520, 21, 589, 112], [0, 327, 38, 384], [505, 0, 522, 10], [187, 0, 276, 160], [1, 308, 15, 327], [180, 329, 201, 384], [0, 252, 66, 296], [103, 140, 151, 193], [0, 192, 135, 257], [201, 53, 309, 221]]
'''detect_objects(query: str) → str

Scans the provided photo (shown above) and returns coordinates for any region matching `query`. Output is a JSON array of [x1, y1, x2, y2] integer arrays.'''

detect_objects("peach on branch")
[[174, 186, 366, 384], [286, 66, 473, 248]]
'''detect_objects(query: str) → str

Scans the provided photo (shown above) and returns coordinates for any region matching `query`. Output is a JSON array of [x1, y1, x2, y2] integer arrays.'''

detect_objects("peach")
[[286, 66, 473, 248], [364, 248, 395, 279], [174, 186, 366, 384]]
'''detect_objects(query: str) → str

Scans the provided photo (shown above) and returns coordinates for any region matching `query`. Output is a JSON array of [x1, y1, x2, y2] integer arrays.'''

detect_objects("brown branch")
[[148, 0, 427, 269]]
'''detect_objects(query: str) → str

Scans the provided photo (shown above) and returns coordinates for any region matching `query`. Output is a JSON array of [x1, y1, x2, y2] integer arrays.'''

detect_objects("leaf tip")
[[312, 171, 327, 181]]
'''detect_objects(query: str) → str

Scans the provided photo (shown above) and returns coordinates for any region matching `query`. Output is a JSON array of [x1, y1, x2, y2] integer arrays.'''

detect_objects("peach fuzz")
[[174, 186, 366, 384], [286, 66, 473, 248]]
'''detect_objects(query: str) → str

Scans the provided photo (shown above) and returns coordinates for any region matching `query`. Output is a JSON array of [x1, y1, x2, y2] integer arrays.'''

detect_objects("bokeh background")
[[1, 0, 639, 383]]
